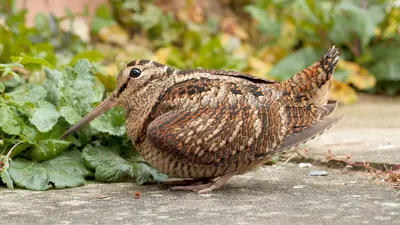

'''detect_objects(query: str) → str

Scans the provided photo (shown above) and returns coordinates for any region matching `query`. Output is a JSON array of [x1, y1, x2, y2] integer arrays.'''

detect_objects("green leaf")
[[9, 158, 48, 190], [29, 101, 60, 132], [9, 150, 90, 190], [131, 162, 168, 185], [244, 5, 281, 38], [0, 62, 23, 80], [35, 119, 70, 141], [43, 68, 63, 105], [28, 139, 70, 162], [268, 47, 319, 80], [60, 105, 83, 125], [0, 81, 5, 92], [370, 44, 400, 82], [82, 143, 167, 184], [7, 84, 47, 105], [82, 144, 132, 182], [0, 104, 22, 135], [0, 155, 14, 189], [21, 125, 38, 142], [91, 106, 126, 136], [330, 2, 385, 48], [11, 55, 55, 70], [92, 4, 115, 33], [68, 51, 104, 66], [59, 59, 105, 125]]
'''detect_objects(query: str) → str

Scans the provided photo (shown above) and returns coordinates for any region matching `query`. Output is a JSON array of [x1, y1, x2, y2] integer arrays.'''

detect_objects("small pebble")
[[299, 163, 312, 168], [308, 170, 329, 176]]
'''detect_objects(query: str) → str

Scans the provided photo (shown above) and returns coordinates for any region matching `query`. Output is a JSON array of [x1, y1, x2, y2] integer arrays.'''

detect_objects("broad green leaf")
[[35, 119, 70, 141], [0, 104, 22, 135], [43, 68, 63, 105], [0, 155, 14, 189], [59, 59, 105, 124], [91, 106, 126, 136], [268, 47, 319, 81], [41, 150, 91, 189], [11, 55, 55, 69], [29, 101, 60, 132], [7, 84, 47, 105], [82, 143, 167, 184], [9, 150, 90, 190], [68, 50, 104, 66], [131, 162, 168, 185], [28, 139, 71, 162], [82, 144, 132, 182], [21, 124, 38, 142], [60, 105, 83, 125], [9, 158, 48, 190]]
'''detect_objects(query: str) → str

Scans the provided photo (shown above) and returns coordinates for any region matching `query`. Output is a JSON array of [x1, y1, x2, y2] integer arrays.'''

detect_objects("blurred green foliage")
[[0, 0, 399, 190], [108, 0, 400, 100]]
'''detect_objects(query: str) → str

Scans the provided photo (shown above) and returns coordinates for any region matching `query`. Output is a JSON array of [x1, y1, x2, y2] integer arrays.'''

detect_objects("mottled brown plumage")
[[62, 46, 343, 193]]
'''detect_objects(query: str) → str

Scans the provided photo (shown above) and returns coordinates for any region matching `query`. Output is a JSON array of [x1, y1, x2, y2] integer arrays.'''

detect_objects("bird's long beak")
[[61, 96, 119, 140]]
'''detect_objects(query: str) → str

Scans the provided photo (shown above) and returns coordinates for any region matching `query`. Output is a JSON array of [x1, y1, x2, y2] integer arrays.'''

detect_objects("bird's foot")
[[170, 172, 236, 194], [162, 177, 211, 186]]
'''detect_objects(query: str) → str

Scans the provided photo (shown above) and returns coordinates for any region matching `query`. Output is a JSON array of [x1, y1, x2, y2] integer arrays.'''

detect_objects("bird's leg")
[[162, 177, 212, 186], [170, 172, 236, 194]]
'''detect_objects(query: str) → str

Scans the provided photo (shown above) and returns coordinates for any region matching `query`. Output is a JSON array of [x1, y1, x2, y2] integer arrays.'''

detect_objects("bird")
[[62, 46, 343, 193]]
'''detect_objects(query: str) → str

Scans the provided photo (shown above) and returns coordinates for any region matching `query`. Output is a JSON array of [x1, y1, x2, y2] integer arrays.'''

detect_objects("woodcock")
[[62, 46, 343, 193]]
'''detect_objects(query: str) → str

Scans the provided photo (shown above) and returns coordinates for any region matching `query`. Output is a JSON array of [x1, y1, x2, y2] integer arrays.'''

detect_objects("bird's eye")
[[129, 68, 141, 78]]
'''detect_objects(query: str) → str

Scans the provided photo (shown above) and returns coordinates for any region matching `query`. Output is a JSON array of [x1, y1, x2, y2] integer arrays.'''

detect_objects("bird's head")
[[61, 60, 174, 139]]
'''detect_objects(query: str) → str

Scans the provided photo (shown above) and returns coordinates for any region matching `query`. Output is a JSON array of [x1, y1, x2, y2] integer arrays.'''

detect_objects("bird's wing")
[[144, 78, 340, 167]]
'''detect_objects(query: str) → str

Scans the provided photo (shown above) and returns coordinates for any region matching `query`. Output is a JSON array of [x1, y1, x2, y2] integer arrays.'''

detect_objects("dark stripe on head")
[[127, 59, 167, 68], [126, 60, 174, 75], [117, 82, 128, 97]]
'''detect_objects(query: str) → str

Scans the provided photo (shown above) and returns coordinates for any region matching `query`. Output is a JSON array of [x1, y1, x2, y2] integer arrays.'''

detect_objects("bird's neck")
[[123, 74, 177, 142]]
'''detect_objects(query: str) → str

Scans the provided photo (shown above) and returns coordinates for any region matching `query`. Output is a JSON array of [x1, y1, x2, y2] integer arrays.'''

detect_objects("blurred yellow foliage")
[[98, 24, 129, 46], [339, 61, 376, 90], [330, 80, 359, 105], [246, 57, 273, 79], [153, 47, 172, 64]]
